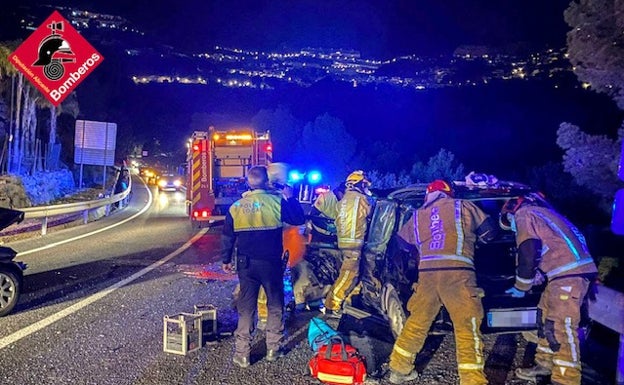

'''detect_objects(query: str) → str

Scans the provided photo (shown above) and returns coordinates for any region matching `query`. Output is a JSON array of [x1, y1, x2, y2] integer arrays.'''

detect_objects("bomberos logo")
[[9, 10, 104, 106]]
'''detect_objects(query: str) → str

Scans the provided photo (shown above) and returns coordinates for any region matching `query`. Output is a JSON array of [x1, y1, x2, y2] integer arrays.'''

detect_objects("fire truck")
[[185, 128, 272, 227]]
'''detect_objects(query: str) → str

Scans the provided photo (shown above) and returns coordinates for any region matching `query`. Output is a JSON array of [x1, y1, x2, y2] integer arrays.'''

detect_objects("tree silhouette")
[[360, 140, 403, 174], [251, 105, 302, 164], [556, 122, 623, 212], [524, 161, 604, 225], [565, 0, 624, 109], [367, 170, 412, 189], [410, 148, 465, 182], [293, 113, 356, 186], [0, 41, 23, 173]]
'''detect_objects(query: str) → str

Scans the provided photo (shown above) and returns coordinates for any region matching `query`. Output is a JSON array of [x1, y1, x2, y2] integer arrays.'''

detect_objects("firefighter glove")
[[505, 286, 526, 298]]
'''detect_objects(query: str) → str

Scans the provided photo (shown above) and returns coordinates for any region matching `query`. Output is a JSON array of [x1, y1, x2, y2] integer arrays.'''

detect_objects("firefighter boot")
[[233, 355, 250, 368], [256, 318, 267, 331], [266, 349, 285, 362], [515, 364, 552, 382], [389, 370, 419, 384]]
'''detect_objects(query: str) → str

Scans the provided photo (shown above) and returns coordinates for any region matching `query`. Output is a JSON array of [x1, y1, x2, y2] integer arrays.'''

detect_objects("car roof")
[[386, 180, 539, 206]]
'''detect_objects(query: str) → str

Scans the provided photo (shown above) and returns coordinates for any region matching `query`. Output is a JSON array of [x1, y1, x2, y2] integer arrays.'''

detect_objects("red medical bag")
[[308, 336, 367, 385]]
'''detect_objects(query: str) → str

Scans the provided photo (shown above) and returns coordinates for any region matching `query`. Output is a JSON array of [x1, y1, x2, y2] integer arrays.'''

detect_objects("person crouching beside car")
[[388, 180, 497, 385], [500, 196, 597, 385]]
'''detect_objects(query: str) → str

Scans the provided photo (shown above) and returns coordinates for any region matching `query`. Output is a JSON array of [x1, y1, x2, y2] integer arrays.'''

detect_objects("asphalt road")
[[0, 178, 619, 385]]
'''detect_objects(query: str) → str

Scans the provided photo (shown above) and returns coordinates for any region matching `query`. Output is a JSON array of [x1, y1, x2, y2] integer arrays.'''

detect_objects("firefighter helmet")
[[247, 166, 269, 189], [345, 170, 370, 190], [267, 162, 289, 188], [426, 180, 454, 197], [33, 36, 74, 66], [499, 197, 526, 231]]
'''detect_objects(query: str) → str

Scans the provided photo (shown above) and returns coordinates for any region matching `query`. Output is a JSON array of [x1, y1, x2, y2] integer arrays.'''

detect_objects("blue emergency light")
[[288, 170, 304, 183], [307, 170, 322, 184]]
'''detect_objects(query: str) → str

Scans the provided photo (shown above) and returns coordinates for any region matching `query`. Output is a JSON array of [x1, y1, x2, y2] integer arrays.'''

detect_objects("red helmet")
[[426, 180, 454, 197], [499, 197, 526, 230]]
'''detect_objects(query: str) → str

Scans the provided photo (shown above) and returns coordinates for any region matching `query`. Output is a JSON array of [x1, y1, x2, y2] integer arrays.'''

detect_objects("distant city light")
[[122, 40, 572, 91]]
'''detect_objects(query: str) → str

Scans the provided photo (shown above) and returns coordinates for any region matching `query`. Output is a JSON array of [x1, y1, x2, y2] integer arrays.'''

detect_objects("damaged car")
[[297, 178, 589, 339]]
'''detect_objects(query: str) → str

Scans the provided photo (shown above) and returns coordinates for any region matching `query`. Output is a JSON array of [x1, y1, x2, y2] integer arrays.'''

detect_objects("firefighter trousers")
[[534, 276, 590, 385], [389, 270, 487, 385], [324, 249, 361, 311], [235, 258, 285, 357]]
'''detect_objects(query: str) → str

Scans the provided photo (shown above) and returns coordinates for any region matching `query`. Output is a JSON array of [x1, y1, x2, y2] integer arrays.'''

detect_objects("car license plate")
[[487, 308, 537, 328]]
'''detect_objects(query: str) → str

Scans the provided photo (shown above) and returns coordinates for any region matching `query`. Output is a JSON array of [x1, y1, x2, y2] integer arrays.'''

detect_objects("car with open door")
[[300, 177, 588, 340]]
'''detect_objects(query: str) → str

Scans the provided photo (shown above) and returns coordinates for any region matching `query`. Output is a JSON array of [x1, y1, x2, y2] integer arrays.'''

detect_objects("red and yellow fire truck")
[[186, 128, 272, 227]]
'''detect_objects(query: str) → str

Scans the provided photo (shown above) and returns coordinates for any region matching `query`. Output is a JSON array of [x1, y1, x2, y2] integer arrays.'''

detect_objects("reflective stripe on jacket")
[[221, 189, 305, 262], [313, 191, 340, 219], [336, 190, 372, 250], [514, 206, 597, 282], [412, 197, 488, 269], [230, 190, 282, 231]]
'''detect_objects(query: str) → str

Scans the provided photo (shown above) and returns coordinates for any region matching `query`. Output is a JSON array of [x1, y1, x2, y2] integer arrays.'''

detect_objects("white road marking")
[[18, 182, 154, 256], [0, 227, 208, 350]]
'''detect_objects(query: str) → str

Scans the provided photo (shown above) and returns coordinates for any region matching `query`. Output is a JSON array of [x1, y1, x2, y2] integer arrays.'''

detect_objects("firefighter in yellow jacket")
[[323, 171, 373, 318], [500, 196, 597, 385], [306, 182, 346, 244], [388, 180, 497, 385]]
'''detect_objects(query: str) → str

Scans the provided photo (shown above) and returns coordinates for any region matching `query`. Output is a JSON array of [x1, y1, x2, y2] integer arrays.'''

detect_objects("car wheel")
[[0, 270, 21, 317], [383, 284, 406, 339]]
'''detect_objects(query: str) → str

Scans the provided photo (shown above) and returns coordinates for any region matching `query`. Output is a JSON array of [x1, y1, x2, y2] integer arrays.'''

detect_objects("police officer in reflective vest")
[[500, 196, 597, 385], [221, 166, 305, 368], [388, 180, 497, 385]]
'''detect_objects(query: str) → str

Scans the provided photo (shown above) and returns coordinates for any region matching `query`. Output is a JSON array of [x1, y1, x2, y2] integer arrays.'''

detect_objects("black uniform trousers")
[[235, 257, 285, 357]]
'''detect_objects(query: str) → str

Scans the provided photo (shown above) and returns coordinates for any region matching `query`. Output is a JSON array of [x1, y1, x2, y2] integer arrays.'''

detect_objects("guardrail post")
[[618, 333, 623, 385], [41, 216, 48, 236], [83, 209, 89, 224], [105, 204, 111, 216], [588, 284, 624, 385]]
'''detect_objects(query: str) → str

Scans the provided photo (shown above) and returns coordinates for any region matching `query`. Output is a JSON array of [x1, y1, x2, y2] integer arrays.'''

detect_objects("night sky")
[[8, 0, 573, 57], [4, 0, 616, 181]]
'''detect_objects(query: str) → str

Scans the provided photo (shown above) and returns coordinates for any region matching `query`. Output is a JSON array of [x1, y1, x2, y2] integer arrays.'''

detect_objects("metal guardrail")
[[18, 178, 132, 236], [588, 284, 624, 385]]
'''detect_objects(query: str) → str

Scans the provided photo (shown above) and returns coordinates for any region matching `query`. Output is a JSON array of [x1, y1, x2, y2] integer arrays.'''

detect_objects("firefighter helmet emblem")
[[32, 21, 76, 81]]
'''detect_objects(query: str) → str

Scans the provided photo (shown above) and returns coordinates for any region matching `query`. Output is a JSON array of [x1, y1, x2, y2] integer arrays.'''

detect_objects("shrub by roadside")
[[1, 170, 78, 208], [0, 175, 32, 208]]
